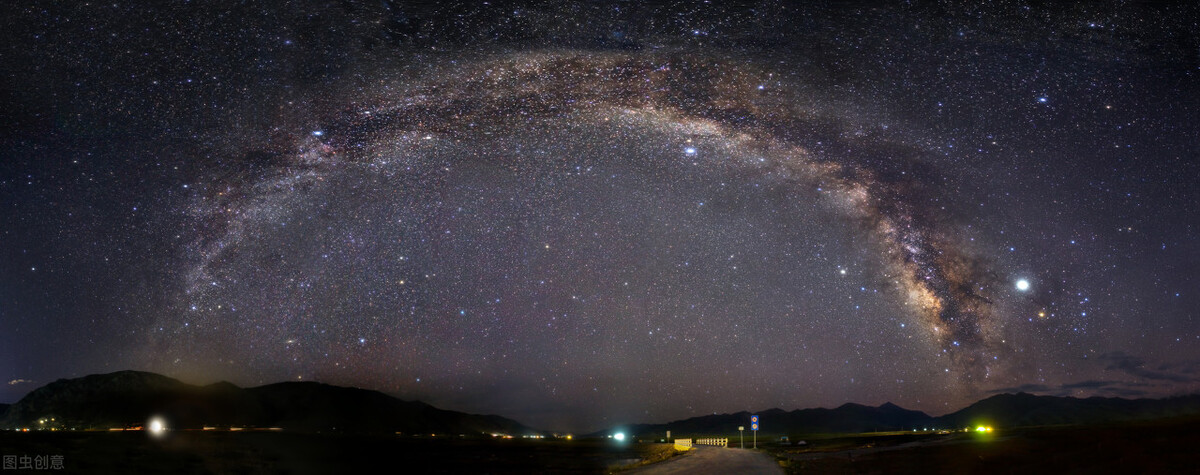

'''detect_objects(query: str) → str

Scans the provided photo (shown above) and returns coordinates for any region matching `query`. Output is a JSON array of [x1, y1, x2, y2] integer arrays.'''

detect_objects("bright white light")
[[147, 416, 166, 437], [614, 432, 626, 441], [684, 147, 696, 156], [1015, 279, 1030, 291]]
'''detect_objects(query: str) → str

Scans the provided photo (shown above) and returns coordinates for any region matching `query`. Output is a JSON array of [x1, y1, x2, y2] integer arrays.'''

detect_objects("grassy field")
[[0, 432, 666, 474], [766, 416, 1200, 474]]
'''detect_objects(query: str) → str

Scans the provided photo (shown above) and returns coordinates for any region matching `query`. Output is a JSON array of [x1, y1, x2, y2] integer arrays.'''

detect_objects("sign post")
[[738, 426, 744, 448], [750, 415, 759, 449]]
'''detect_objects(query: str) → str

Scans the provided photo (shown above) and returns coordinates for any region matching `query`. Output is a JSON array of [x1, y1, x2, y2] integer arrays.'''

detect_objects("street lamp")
[[738, 426, 744, 448]]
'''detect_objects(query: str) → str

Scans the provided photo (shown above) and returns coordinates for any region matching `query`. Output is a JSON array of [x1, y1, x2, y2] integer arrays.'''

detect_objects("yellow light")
[[976, 426, 986, 432], [566, 435, 572, 440]]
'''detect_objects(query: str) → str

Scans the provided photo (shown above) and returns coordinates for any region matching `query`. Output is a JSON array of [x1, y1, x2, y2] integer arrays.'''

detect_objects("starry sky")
[[1, 2, 1198, 432]]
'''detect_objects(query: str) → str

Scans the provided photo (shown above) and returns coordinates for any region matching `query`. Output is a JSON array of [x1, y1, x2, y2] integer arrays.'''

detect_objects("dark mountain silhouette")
[[596, 393, 1200, 437], [935, 392, 1200, 428], [8, 371, 1200, 437], [0, 370, 534, 435], [593, 401, 932, 437]]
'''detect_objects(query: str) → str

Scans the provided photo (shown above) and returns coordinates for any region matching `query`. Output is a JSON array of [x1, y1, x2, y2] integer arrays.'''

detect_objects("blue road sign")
[[751, 414, 759, 431]]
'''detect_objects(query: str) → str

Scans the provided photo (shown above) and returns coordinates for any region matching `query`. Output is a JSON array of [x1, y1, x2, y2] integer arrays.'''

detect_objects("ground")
[[766, 417, 1200, 474], [2, 417, 1197, 473], [627, 446, 781, 475]]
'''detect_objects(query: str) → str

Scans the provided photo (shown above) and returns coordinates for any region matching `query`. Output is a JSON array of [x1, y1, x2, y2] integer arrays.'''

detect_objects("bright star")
[[1015, 279, 1030, 291]]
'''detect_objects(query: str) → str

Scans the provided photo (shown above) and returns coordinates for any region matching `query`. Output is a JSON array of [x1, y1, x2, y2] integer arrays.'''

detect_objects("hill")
[[593, 401, 933, 437], [598, 393, 1200, 437], [0, 370, 534, 435], [936, 392, 1200, 428]]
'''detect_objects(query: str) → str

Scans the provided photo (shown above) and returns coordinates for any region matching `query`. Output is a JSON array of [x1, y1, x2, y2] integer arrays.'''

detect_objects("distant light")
[[147, 417, 167, 437], [311, 130, 324, 137], [614, 432, 626, 441], [684, 147, 697, 156], [1015, 279, 1030, 291]]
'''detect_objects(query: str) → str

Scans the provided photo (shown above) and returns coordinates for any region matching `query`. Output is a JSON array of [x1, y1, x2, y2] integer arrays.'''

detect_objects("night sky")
[[2, 2, 1198, 432]]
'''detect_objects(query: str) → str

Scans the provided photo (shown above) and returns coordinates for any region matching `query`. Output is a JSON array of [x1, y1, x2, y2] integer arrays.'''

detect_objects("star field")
[[1, 2, 1198, 432]]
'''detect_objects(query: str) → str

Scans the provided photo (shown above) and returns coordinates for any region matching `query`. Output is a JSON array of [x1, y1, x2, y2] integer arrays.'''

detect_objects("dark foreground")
[[767, 416, 1200, 474], [0, 433, 660, 474], [3, 417, 1199, 474]]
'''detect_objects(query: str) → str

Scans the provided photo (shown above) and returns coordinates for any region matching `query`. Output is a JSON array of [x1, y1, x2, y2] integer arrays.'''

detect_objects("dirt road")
[[628, 446, 782, 475]]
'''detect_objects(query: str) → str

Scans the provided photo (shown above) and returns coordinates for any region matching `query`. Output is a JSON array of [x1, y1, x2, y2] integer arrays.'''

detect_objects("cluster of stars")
[[1, 1, 1197, 432]]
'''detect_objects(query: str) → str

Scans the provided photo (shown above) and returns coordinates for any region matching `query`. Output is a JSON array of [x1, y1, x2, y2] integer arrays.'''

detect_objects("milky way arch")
[[186, 50, 1010, 383]]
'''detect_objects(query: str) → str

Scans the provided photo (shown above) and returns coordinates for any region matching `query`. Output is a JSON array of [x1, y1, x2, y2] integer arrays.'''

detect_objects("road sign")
[[751, 415, 759, 448]]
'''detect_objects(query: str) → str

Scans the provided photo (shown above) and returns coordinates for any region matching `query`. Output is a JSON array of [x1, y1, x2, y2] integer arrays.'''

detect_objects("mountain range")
[[594, 392, 1200, 437], [3, 371, 1199, 436], [0, 370, 533, 435]]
